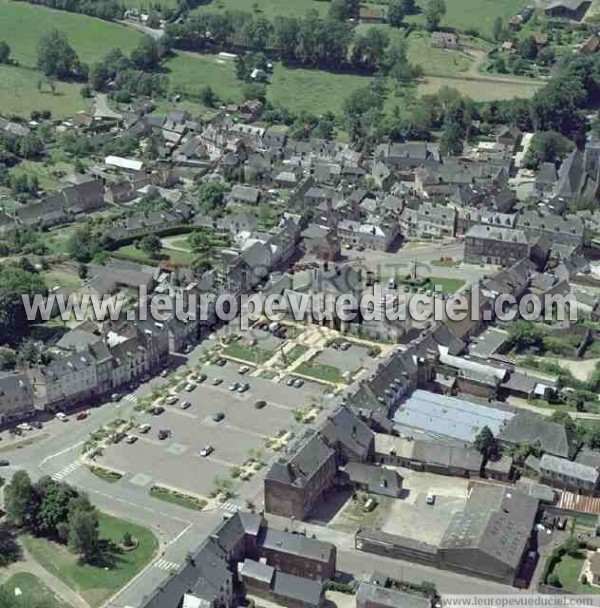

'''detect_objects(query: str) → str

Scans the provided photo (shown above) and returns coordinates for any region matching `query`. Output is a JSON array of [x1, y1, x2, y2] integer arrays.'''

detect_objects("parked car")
[[166, 395, 178, 405], [180, 400, 192, 410], [239, 365, 250, 375], [158, 429, 170, 440], [185, 383, 196, 392], [17, 423, 32, 431], [111, 393, 122, 402], [138, 423, 151, 434], [197, 373, 207, 383], [229, 382, 240, 392], [151, 406, 165, 415], [55, 412, 68, 422], [199, 445, 214, 457], [215, 358, 227, 367], [125, 435, 138, 444], [212, 412, 225, 422], [212, 378, 223, 386], [76, 411, 88, 421], [160, 369, 169, 378], [184, 345, 193, 354], [286, 378, 295, 387], [426, 491, 436, 505], [254, 400, 267, 409], [293, 379, 304, 388], [237, 382, 250, 393], [0, 459, 9, 466]]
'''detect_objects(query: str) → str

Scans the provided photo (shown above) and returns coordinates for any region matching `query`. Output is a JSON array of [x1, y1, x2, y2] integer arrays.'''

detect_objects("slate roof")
[[440, 486, 538, 570], [320, 406, 374, 460], [356, 582, 430, 608], [272, 571, 323, 607], [499, 412, 573, 459], [343, 462, 402, 496], [258, 528, 335, 564], [239, 559, 274, 584], [540, 454, 599, 484]]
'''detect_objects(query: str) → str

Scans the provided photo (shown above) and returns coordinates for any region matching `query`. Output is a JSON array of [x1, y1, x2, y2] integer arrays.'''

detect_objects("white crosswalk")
[[52, 457, 84, 481], [220, 501, 239, 514], [154, 558, 179, 572], [123, 394, 138, 403]]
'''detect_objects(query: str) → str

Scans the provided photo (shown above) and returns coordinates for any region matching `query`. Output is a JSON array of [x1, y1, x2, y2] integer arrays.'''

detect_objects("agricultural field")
[[268, 63, 371, 115], [406, 0, 526, 38], [417, 74, 544, 100], [192, 0, 329, 18], [0, 0, 143, 68], [0, 65, 86, 119]]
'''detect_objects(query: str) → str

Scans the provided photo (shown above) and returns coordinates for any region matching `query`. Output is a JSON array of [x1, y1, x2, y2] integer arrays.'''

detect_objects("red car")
[[76, 411, 89, 421]]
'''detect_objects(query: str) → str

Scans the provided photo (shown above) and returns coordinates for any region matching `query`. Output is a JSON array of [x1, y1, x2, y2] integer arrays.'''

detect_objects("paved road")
[[93, 94, 123, 120]]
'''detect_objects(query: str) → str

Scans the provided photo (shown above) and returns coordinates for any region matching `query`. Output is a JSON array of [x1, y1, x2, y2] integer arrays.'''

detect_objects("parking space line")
[[204, 455, 238, 468]]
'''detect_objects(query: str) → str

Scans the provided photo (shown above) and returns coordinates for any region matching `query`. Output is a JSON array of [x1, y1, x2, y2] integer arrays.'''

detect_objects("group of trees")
[[21, 0, 125, 20], [524, 130, 573, 169], [37, 30, 88, 81], [66, 223, 113, 263], [0, 264, 46, 344], [5, 471, 101, 563]]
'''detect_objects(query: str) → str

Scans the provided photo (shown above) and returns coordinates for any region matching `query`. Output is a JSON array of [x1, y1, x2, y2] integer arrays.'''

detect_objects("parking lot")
[[313, 343, 373, 373], [97, 359, 334, 498]]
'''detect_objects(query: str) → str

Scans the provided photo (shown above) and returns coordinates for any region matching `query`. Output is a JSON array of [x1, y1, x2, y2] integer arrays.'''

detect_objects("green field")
[[22, 513, 158, 608], [551, 553, 600, 593], [295, 362, 346, 384], [1, 572, 68, 608], [112, 244, 195, 267], [417, 74, 544, 100], [223, 342, 274, 364], [268, 63, 371, 115], [165, 52, 244, 103], [193, 0, 328, 18], [407, 0, 526, 37], [0, 65, 87, 118], [0, 0, 143, 68]]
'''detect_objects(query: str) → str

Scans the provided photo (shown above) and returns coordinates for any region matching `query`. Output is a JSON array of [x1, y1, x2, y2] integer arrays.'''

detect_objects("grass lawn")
[[407, 0, 526, 38], [285, 345, 309, 363], [150, 485, 207, 511], [223, 343, 274, 364], [428, 276, 466, 295], [193, 0, 328, 18], [417, 74, 544, 100], [112, 244, 195, 267], [44, 224, 80, 257], [42, 269, 83, 291], [0, 0, 143, 68], [22, 513, 157, 608], [268, 63, 372, 115], [88, 465, 123, 483], [0, 65, 86, 119], [551, 553, 599, 594], [164, 52, 244, 104], [295, 362, 346, 384], [2, 572, 68, 608]]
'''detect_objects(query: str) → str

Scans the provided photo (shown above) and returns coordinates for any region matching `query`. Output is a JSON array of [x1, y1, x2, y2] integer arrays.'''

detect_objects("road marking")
[[123, 394, 138, 403], [52, 457, 84, 481], [220, 501, 239, 514], [154, 558, 179, 571], [169, 522, 193, 545], [40, 441, 85, 466]]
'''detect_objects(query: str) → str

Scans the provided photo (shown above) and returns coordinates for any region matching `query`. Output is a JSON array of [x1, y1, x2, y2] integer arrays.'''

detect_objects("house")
[[319, 406, 374, 463], [371, 161, 394, 191], [356, 580, 431, 608], [534, 162, 559, 198], [539, 454, 599, 494], [499, 412, 574, 459], [415, 202, 456, 238], [438, 486, 539, 586], [359, 5, 387, 23], [228, 185, 260, 206], [516, 211, 585, 250], [257, 527, 336, 580], [264, 433, 337, 520], [337, 219, 400, 252], [432, 31, 460, 49], [342, 462, 403, 498], [553, 147, 599, 202], [0, 372, 35, 425], [301, 224, 340, 261], [545, 0, 591, 21], [464, 225, 532, 267], [375, 142, 440, 169]]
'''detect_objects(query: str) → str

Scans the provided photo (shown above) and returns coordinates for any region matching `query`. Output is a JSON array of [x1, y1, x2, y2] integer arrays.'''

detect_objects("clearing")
[[21, 513, 158, 608]]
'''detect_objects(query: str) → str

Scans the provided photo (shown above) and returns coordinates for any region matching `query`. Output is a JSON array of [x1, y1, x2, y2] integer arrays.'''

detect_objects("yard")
[[1, 572, 67, 608], [550, 552, 600, 594], [21, 513, 158, 608], [406, 0, 526, 38]]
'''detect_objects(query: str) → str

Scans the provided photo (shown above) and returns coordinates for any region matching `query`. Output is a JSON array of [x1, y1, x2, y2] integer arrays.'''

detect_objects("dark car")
[[212, 412, 225, 422], [198, 373, 207, 383], [151, 406, 165, 415], [0, 459, 9, 466], [158, 429, 170, 440], [254, 400, 267, 409]]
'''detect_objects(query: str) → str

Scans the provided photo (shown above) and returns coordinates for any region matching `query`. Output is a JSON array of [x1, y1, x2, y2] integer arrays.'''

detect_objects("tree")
[[37, 30, 87, 81], [401, 0, 416, 14], [33, 477, 78, 538], [68, 506, 99, 563], [0, 41, 11, 64], [389, 0, 405, 27], [425, 0, 446, 30], [5, 470, 35, 527], [524, 130, 573, 169], [0, 348, 17, 371], [518, 36, 538, 61], [139, 234, 161, 257], [0, 522, 21, 566], [439, 121, 463, 156], [474, 426, 497, 459], [200, 85, 217, 107], [508, 320, 544, 351], [189, 231, 212, 253], [196, 182, 228, 213], [548, 573, 562, 588], [492, 17, 504, 42], [131, 37, 161, 71]]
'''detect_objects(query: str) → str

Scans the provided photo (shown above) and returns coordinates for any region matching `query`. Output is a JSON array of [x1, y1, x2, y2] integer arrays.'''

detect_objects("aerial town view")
[[0, 0, 599, 607]]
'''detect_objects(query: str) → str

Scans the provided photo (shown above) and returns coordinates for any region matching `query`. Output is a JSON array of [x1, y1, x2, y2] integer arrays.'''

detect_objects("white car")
[[199, 445, 214, 457], [426, 491, 436, 505], [238, 365, 250, 375], [138, 423, 151, 434], [55, 412, 68, 422], [180, 400, 192, 410], [166, 395, 178, 405], [125, 435, 138, 444], [17, 423, 32, 431], [185, 383, 196, 392]]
